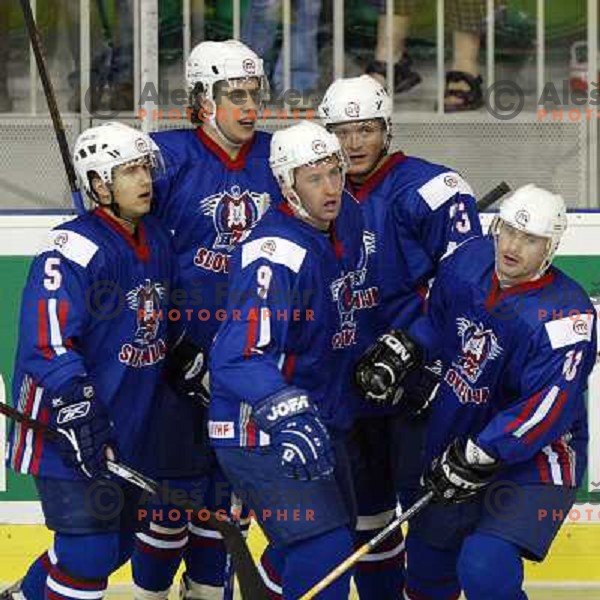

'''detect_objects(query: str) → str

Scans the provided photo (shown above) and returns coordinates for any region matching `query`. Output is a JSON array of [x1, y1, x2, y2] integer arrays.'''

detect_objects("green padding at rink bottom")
[[0, 256, 598, 502]]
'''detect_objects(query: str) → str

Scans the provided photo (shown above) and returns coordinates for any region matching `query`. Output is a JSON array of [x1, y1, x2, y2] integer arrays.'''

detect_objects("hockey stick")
[[299, 491, 434, 600], [477, 181, 511, 212], [0, 399, 158, 494], [19, 0, 85, 214], [298, 185, 511, 600], [0, 400, 268, 599], [223, 492, 244, 600]]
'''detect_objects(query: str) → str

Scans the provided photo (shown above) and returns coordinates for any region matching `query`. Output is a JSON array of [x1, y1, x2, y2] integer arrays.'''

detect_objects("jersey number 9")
[[257, 265, 273, 300]]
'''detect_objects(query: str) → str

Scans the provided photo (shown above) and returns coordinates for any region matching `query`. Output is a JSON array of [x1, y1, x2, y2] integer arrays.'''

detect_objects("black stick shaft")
[[19, 0, 84, 213], [0, 398, 268, 598], [477, 181, 511, 213], [0, 401, 157, 493]]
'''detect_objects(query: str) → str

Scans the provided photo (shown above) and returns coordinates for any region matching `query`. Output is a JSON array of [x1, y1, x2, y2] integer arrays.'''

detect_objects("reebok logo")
[[57, 401, 91, 424]]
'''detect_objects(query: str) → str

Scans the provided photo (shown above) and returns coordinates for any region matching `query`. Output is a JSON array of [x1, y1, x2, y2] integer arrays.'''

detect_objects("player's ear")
[[195, 95, 214, 122], [279, 180, 295, 203], [91, 175, 110, 203]]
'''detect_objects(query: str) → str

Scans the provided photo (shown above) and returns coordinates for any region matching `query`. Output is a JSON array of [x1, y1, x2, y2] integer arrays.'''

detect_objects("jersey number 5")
[[43, 257, 62, 291]]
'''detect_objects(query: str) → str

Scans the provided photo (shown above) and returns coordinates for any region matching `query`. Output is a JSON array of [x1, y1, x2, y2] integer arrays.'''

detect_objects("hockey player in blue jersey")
[[317, 74, 481, 598], [356, 185, 597, 599], [1, 123, 187, 600], [210, 120, 369, 599], [131, 40, 280, 599]]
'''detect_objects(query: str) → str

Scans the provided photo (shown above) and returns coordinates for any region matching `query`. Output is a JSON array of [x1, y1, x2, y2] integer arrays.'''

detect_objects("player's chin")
[[347, 161, 376, 178], [498, 263, 523, 282], [135, 197, 152, 215], [320, 201, 341, 221], [234, 120, 257, 140]]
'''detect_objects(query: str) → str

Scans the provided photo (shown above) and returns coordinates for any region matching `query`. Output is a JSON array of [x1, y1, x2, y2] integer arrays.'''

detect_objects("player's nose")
[[138, 169, 152, 187], [323, 175, 340, 195], [346, 131, 362, 149], [505, 235, 522, 256], [243, 91, 258, 110]]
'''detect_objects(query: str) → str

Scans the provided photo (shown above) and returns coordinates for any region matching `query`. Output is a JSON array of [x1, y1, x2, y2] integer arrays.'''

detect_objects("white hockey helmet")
[[270, 121, 347, 217], [318, 75, 392, 128], [491, 183, 568, 274], [73, 122, 163, 200], [185, 39, 268, 103]]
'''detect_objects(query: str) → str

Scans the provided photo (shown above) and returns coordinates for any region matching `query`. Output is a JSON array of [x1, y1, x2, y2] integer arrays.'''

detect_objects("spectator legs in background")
[[241, 0, 280, 78], [444, 29, 484, 112], [109, 0, 134, 111], [242, 0, 322, 106], [272, 0, 322, 104], [374, 12, 408, 65], [365, 8, 422, 94], [444, 0, 488, 111]]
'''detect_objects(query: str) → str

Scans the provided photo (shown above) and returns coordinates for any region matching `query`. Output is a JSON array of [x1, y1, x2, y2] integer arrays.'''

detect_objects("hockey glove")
[[165, 336, 210, 407], [49, 379, 116, 479], [355, 329, 422, 407], [400, 361, 442, 417], [424, 438, 500, 504], [253, 388, 335, 481]]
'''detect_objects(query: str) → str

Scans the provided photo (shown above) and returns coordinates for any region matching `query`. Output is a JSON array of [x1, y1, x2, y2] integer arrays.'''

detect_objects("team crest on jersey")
[[118, 279, 167, 368], [454, 317, 503, 383], [127, 279, 166, 345], [330, 232, 379, 349], [200, 185, 269, 252]]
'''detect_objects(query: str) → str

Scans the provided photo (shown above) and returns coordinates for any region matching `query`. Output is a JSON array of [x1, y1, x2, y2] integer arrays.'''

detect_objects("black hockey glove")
[[424, 438, 501, 504], [355, 329, 422, 407], [401, 361, 442, 417], [165, 336, 210, 407], [49, 379, 116, 479], [253, 388, 335, 481]]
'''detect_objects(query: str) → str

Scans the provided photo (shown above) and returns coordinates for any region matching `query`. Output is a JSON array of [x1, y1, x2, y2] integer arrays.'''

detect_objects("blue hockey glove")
[[165, 336, 210, 407], [49, 379, 116, 479], [253, 388, 335, 481]]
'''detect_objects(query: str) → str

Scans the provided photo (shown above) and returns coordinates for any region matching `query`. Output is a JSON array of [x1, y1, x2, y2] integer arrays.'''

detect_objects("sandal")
[[444, 70, 484, 112], [366, 53, 422, 94]]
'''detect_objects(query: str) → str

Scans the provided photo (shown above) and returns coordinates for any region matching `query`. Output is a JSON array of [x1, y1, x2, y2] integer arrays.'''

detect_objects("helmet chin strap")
[[286, 189, 311, 221], [94, 189, 140, 230], [205, 99, 244, 150], [111, 193, 140, 229], [285, 190, 332, 232]]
